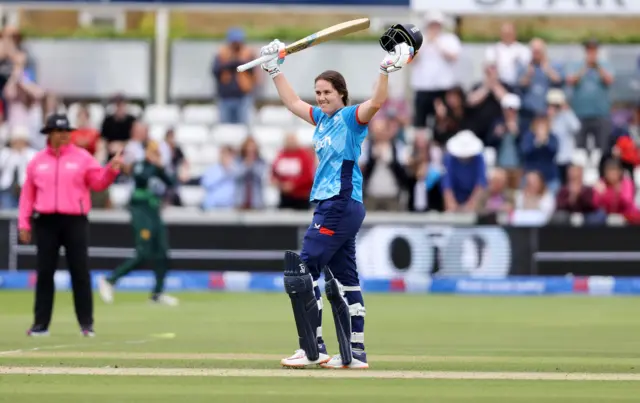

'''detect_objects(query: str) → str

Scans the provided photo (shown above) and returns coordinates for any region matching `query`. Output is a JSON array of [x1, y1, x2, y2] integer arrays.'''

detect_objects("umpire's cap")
[[40, 114, 76, 135], [379, 23, 423, 56]]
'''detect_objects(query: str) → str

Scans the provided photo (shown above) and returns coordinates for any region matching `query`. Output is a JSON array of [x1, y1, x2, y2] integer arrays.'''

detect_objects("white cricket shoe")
[[152, 294, 179, 306], [98, 276, 114, 304], [320, 351, 369, 369], [281, 348, 331, 369]]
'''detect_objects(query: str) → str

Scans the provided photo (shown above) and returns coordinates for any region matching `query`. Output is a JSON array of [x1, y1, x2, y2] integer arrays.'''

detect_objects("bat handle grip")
[[237, 54, 272, 72]]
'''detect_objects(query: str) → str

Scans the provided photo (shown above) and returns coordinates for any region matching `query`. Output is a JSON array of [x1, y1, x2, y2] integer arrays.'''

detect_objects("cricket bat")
[[236, 18, 370, 73]]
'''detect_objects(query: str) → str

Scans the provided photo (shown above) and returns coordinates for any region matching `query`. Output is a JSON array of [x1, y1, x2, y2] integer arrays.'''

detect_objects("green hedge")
[[20, 26, 640, 44]]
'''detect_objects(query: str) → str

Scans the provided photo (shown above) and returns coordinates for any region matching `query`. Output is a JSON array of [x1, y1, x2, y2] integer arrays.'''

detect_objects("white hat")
[[425, 10, 446, 25], [501, 93, 521, 110], [10, 125, 30, 141], [446, 130, 483, 159], [546, 89, 566, 105]]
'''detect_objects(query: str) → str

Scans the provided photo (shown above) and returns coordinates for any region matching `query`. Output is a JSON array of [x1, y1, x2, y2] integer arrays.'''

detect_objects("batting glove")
[[380, 43, 415, 75], [260, 39, 286, 78]]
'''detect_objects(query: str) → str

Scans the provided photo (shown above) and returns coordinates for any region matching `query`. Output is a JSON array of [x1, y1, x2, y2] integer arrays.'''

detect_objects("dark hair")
[[315, 70, 349, 106], [240, 136, 261, 160]]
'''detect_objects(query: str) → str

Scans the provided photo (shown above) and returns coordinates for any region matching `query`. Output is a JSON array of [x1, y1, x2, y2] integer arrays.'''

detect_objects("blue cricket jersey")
[[309, 105, 368, 203]]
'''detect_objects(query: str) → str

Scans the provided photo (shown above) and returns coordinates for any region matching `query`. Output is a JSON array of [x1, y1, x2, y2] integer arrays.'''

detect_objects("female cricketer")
[[97, 141, 178, 306], [259, 24, 423, 369]]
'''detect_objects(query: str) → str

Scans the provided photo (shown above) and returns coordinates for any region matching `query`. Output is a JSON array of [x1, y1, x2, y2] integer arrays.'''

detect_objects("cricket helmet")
[[379, 23, 423, 55]]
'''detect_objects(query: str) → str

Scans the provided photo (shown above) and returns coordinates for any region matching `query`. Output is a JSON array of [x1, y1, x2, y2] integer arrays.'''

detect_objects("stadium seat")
[[252, 126, 286, 148], [211, 124, 249, 147], [583, 167, 599, 185], [259, 105, 295, 126], [178, 186, 205, 208], [199, 144, 220, 165], [109, 184, 132, 208], [296, 126, 315, 147], [264, 185, 280, 208], [572, 148, 588, 167], [67, 102, 105, 129], [149, 124, 168, 142], [190, 164, 208, 179], [182, 104, 218, 126], [483, 147, 496, 167], [261, 145, 279, 164], [181, 144, 201, 164], [175, 124, 208, 145], [143, 104, 181, 126]]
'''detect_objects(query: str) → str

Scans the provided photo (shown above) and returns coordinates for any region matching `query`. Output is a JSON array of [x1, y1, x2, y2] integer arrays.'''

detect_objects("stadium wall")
[[1, 213, 640, 295]]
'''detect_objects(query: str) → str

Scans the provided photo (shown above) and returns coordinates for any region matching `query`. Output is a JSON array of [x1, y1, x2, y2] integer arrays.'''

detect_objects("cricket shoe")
[[81, 326, 95, 338], [320, 349, 369, 369], [27, 325, 49, 337], [281, 344, 331, 368], [151, 293, 179, 306], [98, 276, 114, 304]]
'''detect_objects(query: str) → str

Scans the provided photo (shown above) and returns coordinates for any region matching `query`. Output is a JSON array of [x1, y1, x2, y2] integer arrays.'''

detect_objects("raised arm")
[[260, 40, 315, 125], [357, 42, 415, 124]]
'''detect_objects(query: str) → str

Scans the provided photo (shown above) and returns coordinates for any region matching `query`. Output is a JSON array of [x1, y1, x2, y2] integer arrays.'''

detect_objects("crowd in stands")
[[1, 17, 640, 226]]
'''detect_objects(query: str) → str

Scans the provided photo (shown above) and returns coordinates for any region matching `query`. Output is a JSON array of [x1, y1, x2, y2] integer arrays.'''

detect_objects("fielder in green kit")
[[98, 141, 179, 306]]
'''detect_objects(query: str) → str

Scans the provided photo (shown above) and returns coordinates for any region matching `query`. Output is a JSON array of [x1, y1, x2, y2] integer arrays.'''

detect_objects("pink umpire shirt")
[[18, 143, 120, 231]]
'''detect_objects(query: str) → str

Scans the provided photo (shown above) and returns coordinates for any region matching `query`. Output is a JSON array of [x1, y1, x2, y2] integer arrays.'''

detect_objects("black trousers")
[[33, 214, 93, 329]]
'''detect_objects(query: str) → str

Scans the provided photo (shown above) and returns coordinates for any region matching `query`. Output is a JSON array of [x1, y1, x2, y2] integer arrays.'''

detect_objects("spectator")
[[201, 146, 236, 210], [593, 159, 636, 215], [234, 137, 266, 210], [101, 94, 136, 161], [485, 22, 531, 87], [433, 87, 469, 146], [466, 61, 510, 143], [489, 93, 522, 190], [441, 130, 487, 212], [406, 135, 444, 212], [0, 126, 36, 209], [361, 118, 409, 211], [517, 38, 563, 133], [566, 39, 615, 153], [2, 26, 36, 81], [271, 132, 314, 210], [554, 164, 606, 224], [161, 128, 189, 180], [70, 104, 101, 157], [212, 28, 259, 125], [478, 167, 514, 216], [546, 89, 581, 184], [520, 115, 560, 193], [411, 11, 461, 129], [511, 171, 556, 225], [2, 52, 45, 150], [123, 120, 149, 166]]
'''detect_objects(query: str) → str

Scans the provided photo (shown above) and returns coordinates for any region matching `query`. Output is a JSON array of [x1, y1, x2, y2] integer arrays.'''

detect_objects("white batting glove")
[[260, 39, 286, 78], [380, 43, 415, 75]]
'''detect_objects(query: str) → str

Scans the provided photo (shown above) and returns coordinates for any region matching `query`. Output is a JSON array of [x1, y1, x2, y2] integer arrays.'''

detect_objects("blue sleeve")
[[475, 155, 488, 188], [520, 132, 535, 155], [424, 166, 441, 190], [310, 106, 323, 126], [341, 105, 367, 133], [546, 134, 559, 155], [553, 62, 565, 85], [440, 154, 453, 190]]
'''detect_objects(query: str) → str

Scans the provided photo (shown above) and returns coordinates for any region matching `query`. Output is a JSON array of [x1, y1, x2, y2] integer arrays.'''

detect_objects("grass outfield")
[[0, 291, 639, 402]]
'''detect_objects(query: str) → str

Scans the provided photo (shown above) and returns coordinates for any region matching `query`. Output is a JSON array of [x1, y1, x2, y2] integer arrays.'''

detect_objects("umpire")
[[18, 114, 123, 337]]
